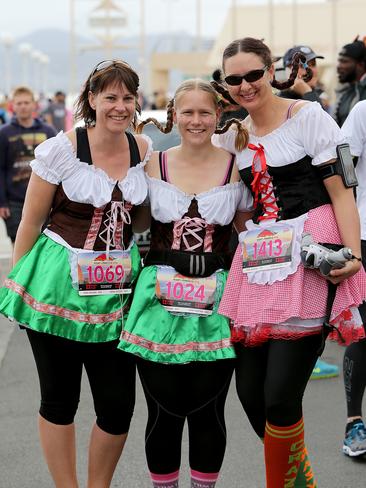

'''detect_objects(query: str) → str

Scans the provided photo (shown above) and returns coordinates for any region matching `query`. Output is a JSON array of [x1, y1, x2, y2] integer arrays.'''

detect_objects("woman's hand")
[[327, 259, 362, 284]]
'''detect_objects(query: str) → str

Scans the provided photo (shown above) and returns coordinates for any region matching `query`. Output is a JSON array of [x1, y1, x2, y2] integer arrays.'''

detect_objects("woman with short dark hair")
[[0, 60, 152, 488]]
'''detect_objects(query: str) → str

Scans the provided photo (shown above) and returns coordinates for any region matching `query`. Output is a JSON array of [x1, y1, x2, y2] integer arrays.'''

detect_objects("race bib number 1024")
[[155, 267, 217, 317]]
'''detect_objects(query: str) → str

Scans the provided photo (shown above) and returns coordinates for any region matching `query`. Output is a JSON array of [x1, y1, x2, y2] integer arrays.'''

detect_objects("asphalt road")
[[0, 318, 365, 488]]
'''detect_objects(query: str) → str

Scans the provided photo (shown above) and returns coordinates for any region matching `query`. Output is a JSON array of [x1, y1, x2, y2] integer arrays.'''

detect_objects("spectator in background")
[[0, 96, 9, 125], [0, 105, 7, 125], [151, 90, 168, 110], [340, 100, 366, 457], [37, 92, 50, 115], [335, 38, 366, 126], [138, 90, 149, 110], [43, 91, 67, 132], [0, 86, 56, 244], [279, 45, 330, 110]]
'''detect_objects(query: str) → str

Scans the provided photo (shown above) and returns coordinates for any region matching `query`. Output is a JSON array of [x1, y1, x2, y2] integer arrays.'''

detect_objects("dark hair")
[[136, 78, 248, 151], [212, 69, 223, 83], [220, 37, 312, 97], [340, 39, 366, 65], [74, 60, 141, 128]]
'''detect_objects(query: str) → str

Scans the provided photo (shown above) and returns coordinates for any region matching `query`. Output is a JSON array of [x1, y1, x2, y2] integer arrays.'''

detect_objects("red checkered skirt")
[[219, 205, 366, 346]]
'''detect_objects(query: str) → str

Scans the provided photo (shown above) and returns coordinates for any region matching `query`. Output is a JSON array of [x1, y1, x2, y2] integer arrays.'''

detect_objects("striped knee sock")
[[264, 418, 305, 488], [294, 447, 317, 488], [150, 470, 179, 488], [190, 469, 219, 488]]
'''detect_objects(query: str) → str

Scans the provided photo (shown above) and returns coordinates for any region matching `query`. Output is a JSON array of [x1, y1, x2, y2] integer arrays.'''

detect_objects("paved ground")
[[0, 315, 365, 488], [0, 231, 12, 370], [1, 222, 366, 487]]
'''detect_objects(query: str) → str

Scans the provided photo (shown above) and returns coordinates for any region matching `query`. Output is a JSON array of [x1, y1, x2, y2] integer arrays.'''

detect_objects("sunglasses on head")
[[91, 59, 131, 77], [224, 66, 268, 86]]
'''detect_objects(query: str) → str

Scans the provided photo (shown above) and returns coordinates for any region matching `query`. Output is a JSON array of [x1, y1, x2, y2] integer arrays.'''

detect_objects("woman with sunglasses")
[[0, 60, 151, 488], [118, 79, 252, 488], [212, 37, 366, 487]]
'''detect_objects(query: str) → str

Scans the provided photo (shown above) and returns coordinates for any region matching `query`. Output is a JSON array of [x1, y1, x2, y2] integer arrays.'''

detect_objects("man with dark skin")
[[335, 39, 366, 126]]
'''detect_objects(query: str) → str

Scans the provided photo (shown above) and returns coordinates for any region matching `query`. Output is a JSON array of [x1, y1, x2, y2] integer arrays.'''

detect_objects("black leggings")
[[137, 358, 234, 474], [235, 334, 322, 437], [26, 328, 136, 435], [343, 240, 366, 418], [344, 337, 366, 418]]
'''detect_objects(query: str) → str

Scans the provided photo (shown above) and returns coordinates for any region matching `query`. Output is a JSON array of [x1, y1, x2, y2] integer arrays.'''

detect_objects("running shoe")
[[310, 359, 339, 380], [343, 421, 366, 457]]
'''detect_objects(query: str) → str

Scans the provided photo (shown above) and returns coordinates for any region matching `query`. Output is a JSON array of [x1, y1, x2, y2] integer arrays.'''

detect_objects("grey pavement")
[[0, 314, 366, 487], [0, 234, 12, 370]]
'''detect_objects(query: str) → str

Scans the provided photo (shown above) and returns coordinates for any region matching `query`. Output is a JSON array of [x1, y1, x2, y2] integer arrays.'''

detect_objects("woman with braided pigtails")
[[118, 79, 253, 488], [212, 37, 366, 487]]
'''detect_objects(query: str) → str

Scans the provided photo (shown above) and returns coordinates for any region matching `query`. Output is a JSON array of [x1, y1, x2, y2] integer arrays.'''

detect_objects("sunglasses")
[[224, 66, 269, 86], [91, 59, 131, 77]]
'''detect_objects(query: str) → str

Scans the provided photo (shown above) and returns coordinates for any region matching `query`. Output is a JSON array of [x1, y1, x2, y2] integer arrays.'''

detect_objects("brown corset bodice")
[[46, 128, 140, 250], [149, 199, 233, 255]]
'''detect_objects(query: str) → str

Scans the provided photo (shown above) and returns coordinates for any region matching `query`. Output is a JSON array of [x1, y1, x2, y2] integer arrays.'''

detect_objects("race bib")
[[242, 223, 294, 273], [155, 266, 217, 317], [77, 249, 132, 296]]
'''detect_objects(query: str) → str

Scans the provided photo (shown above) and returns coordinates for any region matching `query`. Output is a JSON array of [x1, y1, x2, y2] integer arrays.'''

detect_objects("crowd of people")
[[0, 35, 366, 488]]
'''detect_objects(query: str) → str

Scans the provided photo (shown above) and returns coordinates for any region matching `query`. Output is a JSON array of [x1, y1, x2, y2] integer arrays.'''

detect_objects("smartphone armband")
[[317, 143, 358, 188]]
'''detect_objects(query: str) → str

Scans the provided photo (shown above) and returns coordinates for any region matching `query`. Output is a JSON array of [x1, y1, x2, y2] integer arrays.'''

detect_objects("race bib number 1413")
[[242, 224, 294, 273]]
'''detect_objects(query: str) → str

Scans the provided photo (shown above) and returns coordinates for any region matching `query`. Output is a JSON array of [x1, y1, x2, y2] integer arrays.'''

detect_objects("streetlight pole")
[[292, 0, 298, 46], [69, 0, 77, 96], [31, 50, 43, 95], [196, 0, 202, 52], [139, 0, 146, 91], [331, 0, 338, 66], [1, 34, 14, 95], [329, 0, 339, 101], [268, 0, 274, 47], [231, 0, 237, 41], [18, 43, 32, 86], [40, 54, 50, 95]]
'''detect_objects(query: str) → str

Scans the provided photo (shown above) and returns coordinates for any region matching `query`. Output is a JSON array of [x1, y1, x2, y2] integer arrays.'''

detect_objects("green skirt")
[[0, 234, 141, 342], [118, 265, 235, 363]]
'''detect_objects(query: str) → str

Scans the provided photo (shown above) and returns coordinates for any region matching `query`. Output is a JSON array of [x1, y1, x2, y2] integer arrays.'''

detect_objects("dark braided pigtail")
[[215, 118, 249, 151], [211, 80, 239, 106], [271, 52, 313, 90], [136, 99, 175, 134]]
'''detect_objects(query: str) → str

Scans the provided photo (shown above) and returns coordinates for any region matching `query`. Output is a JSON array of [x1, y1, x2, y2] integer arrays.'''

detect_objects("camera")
[[300, 233, 353, 276]]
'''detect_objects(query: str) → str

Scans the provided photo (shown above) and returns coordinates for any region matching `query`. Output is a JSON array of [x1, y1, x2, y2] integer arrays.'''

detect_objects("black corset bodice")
[[239, 155, 331, 223], [149, 199, 233, 255]]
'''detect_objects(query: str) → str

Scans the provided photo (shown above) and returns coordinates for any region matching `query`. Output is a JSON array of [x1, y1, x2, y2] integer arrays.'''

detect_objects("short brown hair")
[[12, 86, 35, 100], [74, 60, 141, 127]]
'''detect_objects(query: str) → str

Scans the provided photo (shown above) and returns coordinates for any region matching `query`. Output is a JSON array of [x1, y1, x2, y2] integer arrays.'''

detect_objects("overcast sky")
[[2, 0, 325, 40]]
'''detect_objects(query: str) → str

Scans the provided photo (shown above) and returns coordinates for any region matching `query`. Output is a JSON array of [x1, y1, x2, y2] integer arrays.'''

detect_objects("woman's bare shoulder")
[[145, 150, 160, 177], [134, 133, 149, 159]]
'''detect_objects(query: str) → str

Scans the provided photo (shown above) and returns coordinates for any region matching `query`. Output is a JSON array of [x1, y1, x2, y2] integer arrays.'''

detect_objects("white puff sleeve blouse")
[[31, 131, 153, 208]]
